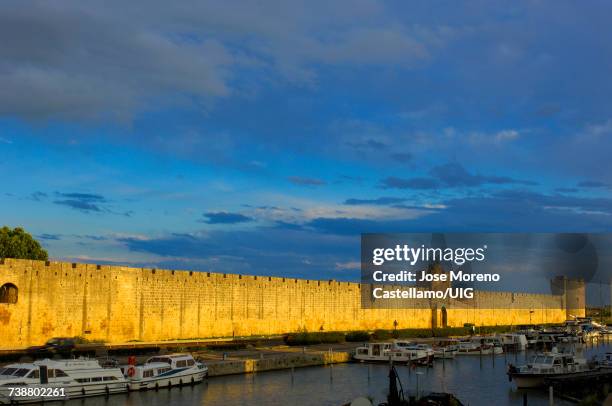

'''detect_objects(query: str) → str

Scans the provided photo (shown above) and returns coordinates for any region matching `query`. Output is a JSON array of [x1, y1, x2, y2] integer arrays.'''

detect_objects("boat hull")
[[128, 368, 207, 391], [0, 382, 128, 404], [508, 371, 591, 388]]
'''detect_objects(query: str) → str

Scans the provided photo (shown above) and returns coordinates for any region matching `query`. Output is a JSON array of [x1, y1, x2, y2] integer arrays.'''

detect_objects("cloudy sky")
[[1, 1, 612, 282]]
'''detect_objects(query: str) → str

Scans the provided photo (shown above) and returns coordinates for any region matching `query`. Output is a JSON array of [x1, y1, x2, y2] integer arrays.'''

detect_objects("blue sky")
[[1, 1, 612, 283]]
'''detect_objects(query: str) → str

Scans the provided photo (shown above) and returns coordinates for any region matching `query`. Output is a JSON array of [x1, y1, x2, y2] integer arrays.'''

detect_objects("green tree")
[[0, 226, 48, 261]]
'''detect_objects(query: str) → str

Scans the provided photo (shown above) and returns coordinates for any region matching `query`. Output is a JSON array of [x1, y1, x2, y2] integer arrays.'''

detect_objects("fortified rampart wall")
[[0, 259, 575, 349]]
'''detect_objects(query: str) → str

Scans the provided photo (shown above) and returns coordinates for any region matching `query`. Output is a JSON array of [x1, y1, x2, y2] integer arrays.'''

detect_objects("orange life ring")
[[127, 366, 136, 377]]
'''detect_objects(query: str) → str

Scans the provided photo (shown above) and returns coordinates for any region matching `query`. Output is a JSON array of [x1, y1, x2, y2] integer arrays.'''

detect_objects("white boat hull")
[[128, 368, 207, 390], [456, 347, 503, 355], [0, 381, 128, 404]]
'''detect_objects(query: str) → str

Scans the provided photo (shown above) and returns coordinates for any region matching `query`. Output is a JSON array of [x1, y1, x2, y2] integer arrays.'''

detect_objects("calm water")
[[63, 342, 609, 406]]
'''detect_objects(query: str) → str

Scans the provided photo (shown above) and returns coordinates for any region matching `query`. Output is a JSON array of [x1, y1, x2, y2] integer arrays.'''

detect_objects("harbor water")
[[60, 341, 609, 406]]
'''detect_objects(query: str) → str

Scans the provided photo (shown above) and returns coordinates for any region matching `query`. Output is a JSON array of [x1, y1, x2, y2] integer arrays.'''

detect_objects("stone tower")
[[550, 276, 586, 319]]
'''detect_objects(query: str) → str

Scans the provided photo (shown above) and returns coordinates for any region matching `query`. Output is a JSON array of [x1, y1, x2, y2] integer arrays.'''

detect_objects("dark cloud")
[[0, 1, 437, 121], [577, 180, 609, 188], [53, 192, 106, 212], [344, 197, 407, 205], [201, 211, 253, 224], [54, 199, 103, 212], [381, 163, 537, 190], [81, 235, 108, 241], [56, 192, 106, 201], [52, 192, 131, 216], [118, 226, 358, 279], [491, 190, 612, 214], [37, 233, 61, 240], [287, 176, 326, 186], [306, 191, 612, 236], [430, 163, 537, 187], [29, 191, 47, 201]]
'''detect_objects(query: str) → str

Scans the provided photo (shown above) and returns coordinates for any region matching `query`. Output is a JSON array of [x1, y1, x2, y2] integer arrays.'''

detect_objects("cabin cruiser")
[[121, 354, 208, 390], [393, 341, 435, 363], [432, 339, 459, 359], [456, 338, 503, 355], [0, 358, 127, 404], [353, 343, 428, 364], [433, 347, 457, 359], [532, 332, 557, 349], [479, 336, 504, 352], [499, 333, 528, 351], [515, 327, 539, 348], [507, 349, 594, 388]]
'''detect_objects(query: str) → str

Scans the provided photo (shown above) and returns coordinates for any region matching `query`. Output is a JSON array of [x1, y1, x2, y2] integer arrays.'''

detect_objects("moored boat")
[[121, 354, 208, 390], [0, 358, 127, 404], [353, 343, 428, 364], [456, 338, 503, 355], [507, 349, 595, 388], [499, 333, 528, 351], [393, 340, 435, 363]]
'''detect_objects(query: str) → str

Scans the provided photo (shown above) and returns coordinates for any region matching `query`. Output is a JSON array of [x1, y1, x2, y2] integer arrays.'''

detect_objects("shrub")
[[284, 330, 345, 346], [206, 343, 247, 351], [345, 331, 370, 342], [372, 329, 394, 340]]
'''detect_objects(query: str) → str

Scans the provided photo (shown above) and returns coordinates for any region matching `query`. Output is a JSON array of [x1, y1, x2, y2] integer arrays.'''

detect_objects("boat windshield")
[[531, 356, 554, 364], [0, 368, 19, 376], [0, 368, 30, 377], [147, 357, 171, 365]]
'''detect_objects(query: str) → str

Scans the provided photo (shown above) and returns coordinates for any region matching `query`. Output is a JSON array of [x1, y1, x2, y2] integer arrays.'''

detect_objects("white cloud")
[[335, 261, 360, 271]]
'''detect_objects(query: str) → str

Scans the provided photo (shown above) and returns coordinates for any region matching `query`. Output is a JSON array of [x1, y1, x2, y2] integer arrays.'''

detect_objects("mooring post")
[[492, 346, 495, 367], [549, 385, 553, 406], [523, 392, 527, 406], [442, 349, 445, 370], [330, 362, 333, 382], [291, 366, 294, 384]]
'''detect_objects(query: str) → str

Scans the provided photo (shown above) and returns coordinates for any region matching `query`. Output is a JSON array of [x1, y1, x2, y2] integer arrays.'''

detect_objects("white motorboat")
[[499, 333, 528, 351], [456, 338, 502, 355], [122, 354, 208, 390], [433, 346, 457, 359], [479, 336, 505, 353], [532, 333, 557, 348], [353, 343, 428, 364], [0, 358, 127, 404], [507, 349, 594, 388], [393, 341, 435, 363], [516, 328, 539, 348], [433, 338, 459, 359]]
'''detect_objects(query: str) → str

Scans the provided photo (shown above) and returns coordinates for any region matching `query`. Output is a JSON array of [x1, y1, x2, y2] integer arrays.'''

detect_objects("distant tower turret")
[[551, 276, 586, 319]]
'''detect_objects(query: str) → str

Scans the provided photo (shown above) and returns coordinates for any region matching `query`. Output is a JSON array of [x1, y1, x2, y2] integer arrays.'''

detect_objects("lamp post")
[[415, 371, 424, 399]]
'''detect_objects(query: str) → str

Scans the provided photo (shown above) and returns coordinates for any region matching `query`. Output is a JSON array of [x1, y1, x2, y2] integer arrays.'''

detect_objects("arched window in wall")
[[0, 283, 18, 304]]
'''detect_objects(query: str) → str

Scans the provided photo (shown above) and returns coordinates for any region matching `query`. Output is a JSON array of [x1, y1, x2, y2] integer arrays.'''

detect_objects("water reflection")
[[64, 342, 609, 406]]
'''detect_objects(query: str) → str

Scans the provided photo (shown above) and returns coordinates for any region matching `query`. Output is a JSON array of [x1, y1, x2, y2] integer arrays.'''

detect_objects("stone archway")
[[0, 283, 18, 304]]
